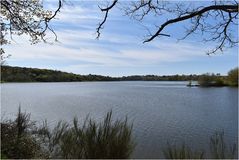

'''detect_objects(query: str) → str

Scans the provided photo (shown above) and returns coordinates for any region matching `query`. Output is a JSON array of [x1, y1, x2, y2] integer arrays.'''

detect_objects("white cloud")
[[5, 27, 208, 70], [5, 1, 235, 75], [54, 5, 101, 24]]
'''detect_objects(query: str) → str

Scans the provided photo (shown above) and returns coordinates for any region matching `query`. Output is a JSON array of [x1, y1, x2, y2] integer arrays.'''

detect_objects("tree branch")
[[143, 5, 238, 43], [96, 0, 118, 39], [1, 0, 62, 44]]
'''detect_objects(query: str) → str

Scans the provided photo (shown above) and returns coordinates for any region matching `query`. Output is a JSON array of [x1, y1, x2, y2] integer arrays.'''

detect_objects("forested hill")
[[0, 65, 222, 83], [1, 66, 118, 82]]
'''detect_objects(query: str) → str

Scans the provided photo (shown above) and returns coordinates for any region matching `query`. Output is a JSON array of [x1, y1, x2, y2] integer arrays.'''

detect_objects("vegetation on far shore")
[[197, 67, 238, 87], [1, 65, 202, 82], [1, 108, 238, 159], [1, 66, 238, 87]]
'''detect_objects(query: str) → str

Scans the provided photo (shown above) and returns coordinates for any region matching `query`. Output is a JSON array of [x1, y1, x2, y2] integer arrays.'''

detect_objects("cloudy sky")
[[4, 0, 238, 76]]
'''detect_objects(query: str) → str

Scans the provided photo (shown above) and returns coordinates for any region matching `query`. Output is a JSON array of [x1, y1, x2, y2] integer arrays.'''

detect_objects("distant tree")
[[198, 73, 214, 86], [198, 73, 225, 87], [227, 67, 238, 86]]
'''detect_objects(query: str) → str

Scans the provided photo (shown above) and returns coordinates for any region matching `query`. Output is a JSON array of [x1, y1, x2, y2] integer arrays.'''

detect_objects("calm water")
[[1, 81, 238, 158]]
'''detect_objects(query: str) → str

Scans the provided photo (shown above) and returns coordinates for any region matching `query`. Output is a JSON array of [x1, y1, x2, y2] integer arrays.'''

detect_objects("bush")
[[1, 108, 45, 158], [198, 73, 215, 86], [37, 111, 135, 159], [198, 73, 226, 87], [227, 68, 238, 86], [1, 108, 135, 159]]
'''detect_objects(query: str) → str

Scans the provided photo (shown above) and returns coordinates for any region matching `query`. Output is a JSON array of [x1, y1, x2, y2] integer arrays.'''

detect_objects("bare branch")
[[143, 5, 238, 43], [96, 1, 238, 54], [96, 0, 118, 39]]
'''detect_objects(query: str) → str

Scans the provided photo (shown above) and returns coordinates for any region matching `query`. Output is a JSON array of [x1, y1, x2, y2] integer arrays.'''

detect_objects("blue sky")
[[4, 0, 238, 76]]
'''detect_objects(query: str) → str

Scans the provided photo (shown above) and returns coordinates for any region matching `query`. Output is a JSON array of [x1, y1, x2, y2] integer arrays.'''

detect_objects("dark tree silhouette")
[[97, 0, 238, 54]]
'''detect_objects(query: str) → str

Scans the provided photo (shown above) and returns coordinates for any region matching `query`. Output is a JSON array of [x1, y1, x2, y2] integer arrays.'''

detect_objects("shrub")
[[37, 111, 135, 159], [227, 68, 238, 86], [198, 73, 225, 87], [1, 108, 45, 158], [1, 108, 135, 159]]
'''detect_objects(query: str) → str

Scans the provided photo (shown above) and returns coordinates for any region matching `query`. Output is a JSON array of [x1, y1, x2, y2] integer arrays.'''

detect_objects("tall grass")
[[1, 108, 135, 159], [163, 131, 238, 159], [37, 111, 135, 159], [210, 131, 237, 159], [163, 143, 204, 159]]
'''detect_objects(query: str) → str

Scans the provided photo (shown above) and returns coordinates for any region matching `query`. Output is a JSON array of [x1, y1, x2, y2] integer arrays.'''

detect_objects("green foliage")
[[1, 0, 61, 45], [0, 153, 8, 159], [1, 108, 135, 159], [2, 65, 238, 84], [227, 67, 238, 86], [198, 68, 238, 87], [1, 66, 119, 82], [198, 73, 225, 87], [198, 73, 214, 86], [1, 108, 45, 159], [1, 65, 202, 82], [37, 111, 135, 159], [163, 143, 204, 159]]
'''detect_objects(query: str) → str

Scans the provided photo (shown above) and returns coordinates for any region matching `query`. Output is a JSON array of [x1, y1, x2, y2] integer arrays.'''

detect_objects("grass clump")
[[163, 131, 238, 159], [163, 142, 204, 159], [37, 111, 135, 159], [1, 108, 46, 158], [210, 131, 237, 159], [1, 108, 135, 159]]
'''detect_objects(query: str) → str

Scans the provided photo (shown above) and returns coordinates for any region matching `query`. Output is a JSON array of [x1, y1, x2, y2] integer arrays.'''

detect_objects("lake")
[[1, 81, 238, 158]]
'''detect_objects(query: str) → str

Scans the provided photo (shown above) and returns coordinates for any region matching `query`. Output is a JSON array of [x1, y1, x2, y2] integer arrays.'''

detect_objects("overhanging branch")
[[143, 5, 238, 43], [96, 0, 118, 39]]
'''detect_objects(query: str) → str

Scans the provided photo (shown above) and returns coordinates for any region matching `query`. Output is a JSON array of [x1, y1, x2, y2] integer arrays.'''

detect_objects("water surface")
[[1, 81, 238, 158]]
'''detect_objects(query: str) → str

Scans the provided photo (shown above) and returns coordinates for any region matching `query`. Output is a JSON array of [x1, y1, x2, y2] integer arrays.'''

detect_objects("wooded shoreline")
[[1, 66, 238, 87]]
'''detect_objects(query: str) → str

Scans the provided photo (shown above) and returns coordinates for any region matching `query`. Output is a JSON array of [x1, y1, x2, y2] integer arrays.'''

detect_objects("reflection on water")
[[1, 81, 238, 158]]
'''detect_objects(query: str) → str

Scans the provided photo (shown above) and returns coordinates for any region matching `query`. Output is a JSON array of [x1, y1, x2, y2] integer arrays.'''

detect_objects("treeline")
[[1, 66, 238, 86], [0, 66, 203, 82], [1, 66, 118, 82], [120, 74, 200, 81]]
